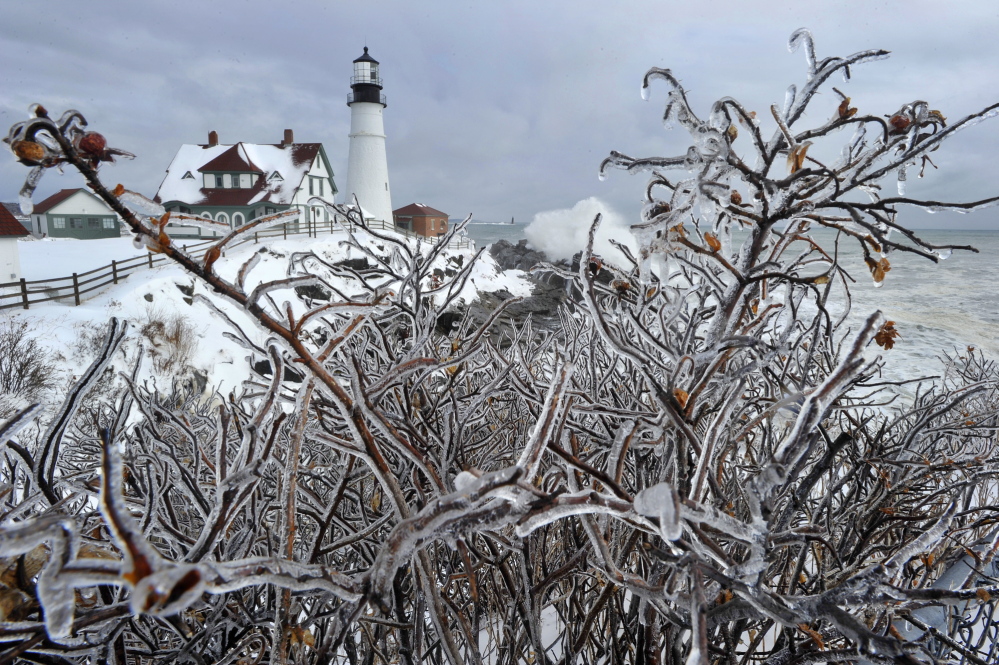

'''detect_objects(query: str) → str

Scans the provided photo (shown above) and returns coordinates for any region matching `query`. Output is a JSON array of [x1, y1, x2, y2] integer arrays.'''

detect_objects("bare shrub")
[[138, 307, 198, 374], [0, 315, 56, 414]]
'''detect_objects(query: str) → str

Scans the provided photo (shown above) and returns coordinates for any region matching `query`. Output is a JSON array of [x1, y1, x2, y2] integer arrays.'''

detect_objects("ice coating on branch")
[[788, 28, 817, 77], [454, 470, 477, 491], [18, 167, 44, 214], [783, 85, 797, 120], [633, 482, 683, 541], [641, 83, 651, 101], [119, 190, 166, 218]]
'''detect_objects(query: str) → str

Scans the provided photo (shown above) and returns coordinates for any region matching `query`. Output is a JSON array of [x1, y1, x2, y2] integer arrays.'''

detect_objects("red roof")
[[199, 144, 263, 173], [33, 188, 81, 214], [393, 203, 447, 217], [0, 205, 29, 237]]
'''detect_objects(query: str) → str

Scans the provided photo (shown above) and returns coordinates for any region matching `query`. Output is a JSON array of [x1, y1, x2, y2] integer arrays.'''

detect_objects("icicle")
[[633, 482, 683, 541]]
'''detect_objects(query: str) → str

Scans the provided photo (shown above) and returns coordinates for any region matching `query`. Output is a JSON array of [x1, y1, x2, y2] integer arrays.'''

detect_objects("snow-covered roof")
[[155, 142, 325, 207]]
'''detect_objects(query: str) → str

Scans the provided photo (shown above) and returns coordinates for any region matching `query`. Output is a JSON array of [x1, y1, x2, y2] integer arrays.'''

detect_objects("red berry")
[[77, 132, 107, 157]]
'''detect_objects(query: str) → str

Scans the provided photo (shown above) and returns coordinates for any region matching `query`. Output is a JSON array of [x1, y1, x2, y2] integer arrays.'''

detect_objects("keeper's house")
[[30, 189, 122, 239], [392, 203, 448, 238], [154, 130, 337, 238]]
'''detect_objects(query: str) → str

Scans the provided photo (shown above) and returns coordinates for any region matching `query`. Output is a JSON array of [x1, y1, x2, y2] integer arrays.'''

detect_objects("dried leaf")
[[928, 109, 947, 126], [730, 190, 743, 206], [715, 589, 733, 605], [113, 183, 125, 197], [672, 389, 688, 408], [874, 320, 900, 350], [797, 623, 825, 650], [865, 256, 891, 283], [726, 124, 738, 141], [787, 142, 811, 173], [837, 98, 857, 120], [977, 588, 992, 603], [812, 275, 830, 285], [704, 232, 721, 252]]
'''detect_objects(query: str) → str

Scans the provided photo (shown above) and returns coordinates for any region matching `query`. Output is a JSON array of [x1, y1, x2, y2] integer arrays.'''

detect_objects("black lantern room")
[[348, 47, 386, 107]]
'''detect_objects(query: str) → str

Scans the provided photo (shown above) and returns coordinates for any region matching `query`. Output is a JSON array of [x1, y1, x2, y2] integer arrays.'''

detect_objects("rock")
[[489, 239, 548, 272]]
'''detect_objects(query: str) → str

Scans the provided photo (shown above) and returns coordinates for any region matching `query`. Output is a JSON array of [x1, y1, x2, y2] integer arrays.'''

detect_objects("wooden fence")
[[2, 218, 472, 311]]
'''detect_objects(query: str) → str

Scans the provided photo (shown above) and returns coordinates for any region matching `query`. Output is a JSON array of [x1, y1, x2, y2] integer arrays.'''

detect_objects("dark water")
[[463, 222, 528, 248], [466, 221, 999, 384]]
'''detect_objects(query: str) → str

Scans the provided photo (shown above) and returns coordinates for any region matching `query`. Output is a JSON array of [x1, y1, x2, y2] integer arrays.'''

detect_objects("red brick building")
[[393, 203, 448, 238]]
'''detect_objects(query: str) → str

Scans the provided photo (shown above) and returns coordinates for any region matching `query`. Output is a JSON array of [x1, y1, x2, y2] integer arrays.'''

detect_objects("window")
[[265, 207, 276, 215], [103, 218, 116, 229], [70, 218, 83, 229], [233, 212, 245, 227], [182, 171, 194, 180], [269, 171, 283, 182], [318, 178, 324, 196], [216, 212, 229, 227], [231, 174, 240, 189], [309, 178, 314, 196], [88, 218, 100, 229], [53, 217, 66, 229], [200, 212, 212, 219], [215, 174, 224, 188]]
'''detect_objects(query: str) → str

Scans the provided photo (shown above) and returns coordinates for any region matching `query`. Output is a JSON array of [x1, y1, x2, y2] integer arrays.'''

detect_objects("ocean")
[[466, 222, 999, 387]]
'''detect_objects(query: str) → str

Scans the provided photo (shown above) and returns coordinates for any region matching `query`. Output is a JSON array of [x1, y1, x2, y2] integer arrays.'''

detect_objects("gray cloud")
[[2, 0, 997, 229]]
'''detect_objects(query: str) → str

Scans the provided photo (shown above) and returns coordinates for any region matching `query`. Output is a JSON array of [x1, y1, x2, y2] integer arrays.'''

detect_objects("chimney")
[[283, 129, 294, 146], [208, 130, 218, 146]]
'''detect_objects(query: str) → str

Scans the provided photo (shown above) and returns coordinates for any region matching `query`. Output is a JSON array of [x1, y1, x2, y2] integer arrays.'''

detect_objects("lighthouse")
[[345, 47, 393, 224]]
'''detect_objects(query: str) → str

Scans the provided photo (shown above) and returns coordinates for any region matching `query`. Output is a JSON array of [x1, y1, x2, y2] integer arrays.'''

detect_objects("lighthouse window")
[[215, 175, 224, 188]]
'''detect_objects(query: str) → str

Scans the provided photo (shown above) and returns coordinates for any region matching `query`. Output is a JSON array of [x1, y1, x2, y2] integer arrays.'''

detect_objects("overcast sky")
[[3, 0, 998, 229]]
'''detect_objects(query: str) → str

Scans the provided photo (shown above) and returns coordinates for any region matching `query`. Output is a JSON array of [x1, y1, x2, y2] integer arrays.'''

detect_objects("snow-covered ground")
[[7, 228, 533, 416], [19, 236, 153, 281]]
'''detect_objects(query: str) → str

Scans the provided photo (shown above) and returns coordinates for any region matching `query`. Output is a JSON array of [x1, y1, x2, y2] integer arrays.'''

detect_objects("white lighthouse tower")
[[345, 47, 393, 224]]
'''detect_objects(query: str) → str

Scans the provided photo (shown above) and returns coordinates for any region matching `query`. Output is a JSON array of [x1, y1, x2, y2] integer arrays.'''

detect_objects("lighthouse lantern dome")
[[352, 47, 381, 87]]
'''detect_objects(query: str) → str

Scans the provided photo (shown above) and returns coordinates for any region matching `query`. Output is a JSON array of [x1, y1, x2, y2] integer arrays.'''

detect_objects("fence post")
[[147, 253, 153, 268], [255, 232, 259, 243], [19, 278, 28, 310], [72, 273, 80, 306], [112, 260, 118, 284], [283, 225, 287, 240]]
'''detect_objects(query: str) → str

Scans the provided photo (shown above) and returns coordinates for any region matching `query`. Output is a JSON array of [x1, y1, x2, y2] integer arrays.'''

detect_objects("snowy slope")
[[8, 228, 533, 416]]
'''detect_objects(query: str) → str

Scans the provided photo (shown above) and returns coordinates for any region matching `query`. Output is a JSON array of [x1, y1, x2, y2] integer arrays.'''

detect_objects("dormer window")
[[182, 171, 194, 180], [269, 171, 283, 182]]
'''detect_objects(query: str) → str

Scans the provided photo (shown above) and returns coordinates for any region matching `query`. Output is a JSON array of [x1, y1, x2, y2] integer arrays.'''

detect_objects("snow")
[[19, 237, 150, 281], [9, 227, 533, 407]]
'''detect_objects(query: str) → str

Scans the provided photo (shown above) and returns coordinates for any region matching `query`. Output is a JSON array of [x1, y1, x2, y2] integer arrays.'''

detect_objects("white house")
[[30, 189, 123, 240], [154, 129, 338, 238], [0, 204, 28, 281]]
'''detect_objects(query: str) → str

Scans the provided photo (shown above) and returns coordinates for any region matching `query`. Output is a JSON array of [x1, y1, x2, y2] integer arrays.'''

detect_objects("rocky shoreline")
[[442, 238, 578, 334]]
